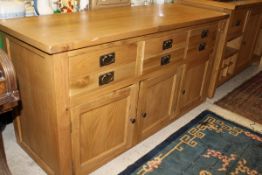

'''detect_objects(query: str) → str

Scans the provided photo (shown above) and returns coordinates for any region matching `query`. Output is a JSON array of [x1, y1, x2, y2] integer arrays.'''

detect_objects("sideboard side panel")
[[8, 38, 71, 175]]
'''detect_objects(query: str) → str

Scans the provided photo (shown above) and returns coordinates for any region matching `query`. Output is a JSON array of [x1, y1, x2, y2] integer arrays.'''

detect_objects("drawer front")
[[144, 32, 187, 58], [186, 39, 215, 59], [187, 24, 217, 59], [189, 23, 217, 43], [227, 10, 247, 40], [70, 62, 136, 95], [143, 48, 184, 74], [69, 44, 137, 95]]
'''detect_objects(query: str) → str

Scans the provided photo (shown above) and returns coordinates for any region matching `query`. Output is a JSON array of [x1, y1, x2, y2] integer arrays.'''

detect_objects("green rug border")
[[119, 110, 262, 175]]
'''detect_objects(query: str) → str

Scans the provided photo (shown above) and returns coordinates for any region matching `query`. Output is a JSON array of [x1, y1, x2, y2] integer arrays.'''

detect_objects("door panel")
[[71, 85, 138, 175], [179, 56, 209, 113], [138, 71, 180, 140]]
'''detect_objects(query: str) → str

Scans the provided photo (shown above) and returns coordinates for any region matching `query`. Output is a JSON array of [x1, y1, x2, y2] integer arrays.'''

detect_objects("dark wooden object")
[[0, 49, 19, 175], [0, 130, 11, 175]]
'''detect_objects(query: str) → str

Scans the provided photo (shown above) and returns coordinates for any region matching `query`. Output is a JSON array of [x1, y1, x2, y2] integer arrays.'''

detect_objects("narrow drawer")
[[227, 9, 247, 40], [69, 44, 137, 95], [186, 39, 215, 59], [144, 32, 187, 58], [188, 23, 217, 43], [143, 48, 184, 74]]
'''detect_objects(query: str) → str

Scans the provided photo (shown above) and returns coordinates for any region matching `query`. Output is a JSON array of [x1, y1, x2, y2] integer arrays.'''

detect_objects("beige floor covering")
[[2, 64, 262, 175]]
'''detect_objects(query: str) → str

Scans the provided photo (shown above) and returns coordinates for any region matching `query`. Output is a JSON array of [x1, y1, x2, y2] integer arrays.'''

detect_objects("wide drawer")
[[144, 31, 187, 58], [69, 43, 137, 95]]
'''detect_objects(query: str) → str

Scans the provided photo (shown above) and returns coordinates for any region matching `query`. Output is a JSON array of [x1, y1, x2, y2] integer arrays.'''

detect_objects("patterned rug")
[[119, 111, 262, 175], [215, 71, 262, 124]]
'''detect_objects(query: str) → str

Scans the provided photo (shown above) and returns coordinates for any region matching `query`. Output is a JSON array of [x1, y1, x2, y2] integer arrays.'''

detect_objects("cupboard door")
[[138, 71, 180, 140], [70, 85, 138, 175], [179, 56, 210, 113]]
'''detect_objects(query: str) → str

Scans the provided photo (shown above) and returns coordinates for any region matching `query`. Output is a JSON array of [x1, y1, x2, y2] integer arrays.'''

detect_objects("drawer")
[[70, 62, 136, 95], [186, 39, 215, 59], [69, 44, 137, 78], [227, 10, 247, 40], [144, 31, 187, 58], [69, 44, 137, 95], [188, 23, 218, 44], [187, 24, 217, 59], [143, 48, 184, 74]]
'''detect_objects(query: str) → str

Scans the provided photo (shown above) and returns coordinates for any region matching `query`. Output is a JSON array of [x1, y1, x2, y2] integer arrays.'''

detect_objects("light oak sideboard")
[[0, 4, 228, 175]]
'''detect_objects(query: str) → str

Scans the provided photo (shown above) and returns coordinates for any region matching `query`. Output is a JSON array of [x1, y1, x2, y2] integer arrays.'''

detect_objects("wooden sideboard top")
[[179, 0, 262, 11], [0, 4, 227, 54]]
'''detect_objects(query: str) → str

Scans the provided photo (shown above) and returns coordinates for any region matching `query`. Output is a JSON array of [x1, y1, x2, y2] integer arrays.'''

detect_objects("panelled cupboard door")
[[70, 84, 138, 175], [137, 71, 180, 140], [179, 56, 210, 113]]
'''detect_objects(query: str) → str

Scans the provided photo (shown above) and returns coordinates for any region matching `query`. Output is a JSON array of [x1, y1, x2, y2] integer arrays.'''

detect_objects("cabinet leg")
[[0, 129, 11, 175]]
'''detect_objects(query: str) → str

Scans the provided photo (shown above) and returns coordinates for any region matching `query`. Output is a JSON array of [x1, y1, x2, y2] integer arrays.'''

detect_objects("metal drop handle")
[[201, 30, 209, 38], [130, 118, 136, 124], [141, 112, 147, 118], [99, 71, 114, 86], [235, 20, 241, 26]]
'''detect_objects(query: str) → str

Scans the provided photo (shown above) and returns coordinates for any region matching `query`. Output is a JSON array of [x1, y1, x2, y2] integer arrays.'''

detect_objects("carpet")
[[215, 71, 262, 124], [119, 110, 262, 175]]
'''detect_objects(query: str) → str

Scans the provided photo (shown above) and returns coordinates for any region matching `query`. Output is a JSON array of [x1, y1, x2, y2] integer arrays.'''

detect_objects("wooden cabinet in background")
[[137, 70, 181, 140], [236, 8, 262, 72], [227, 9, 248, 41], [178, 0, 262, 97], [70, 84, 138, 175], [90, 0, 130, 9]]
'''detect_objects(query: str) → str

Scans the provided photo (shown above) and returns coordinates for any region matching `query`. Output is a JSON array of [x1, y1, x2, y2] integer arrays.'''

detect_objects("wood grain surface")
[[0, 4, 227, 54]]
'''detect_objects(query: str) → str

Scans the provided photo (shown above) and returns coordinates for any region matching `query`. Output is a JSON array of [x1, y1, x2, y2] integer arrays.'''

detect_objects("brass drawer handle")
[[201, 30, 209, 38], [99, 71, 114, 86], [162, 39, 173, 50], [235, 20, 241, 27], [161, 55, 171, 66], [100, 52, 115, 67], [198, 42, 206, 52]]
